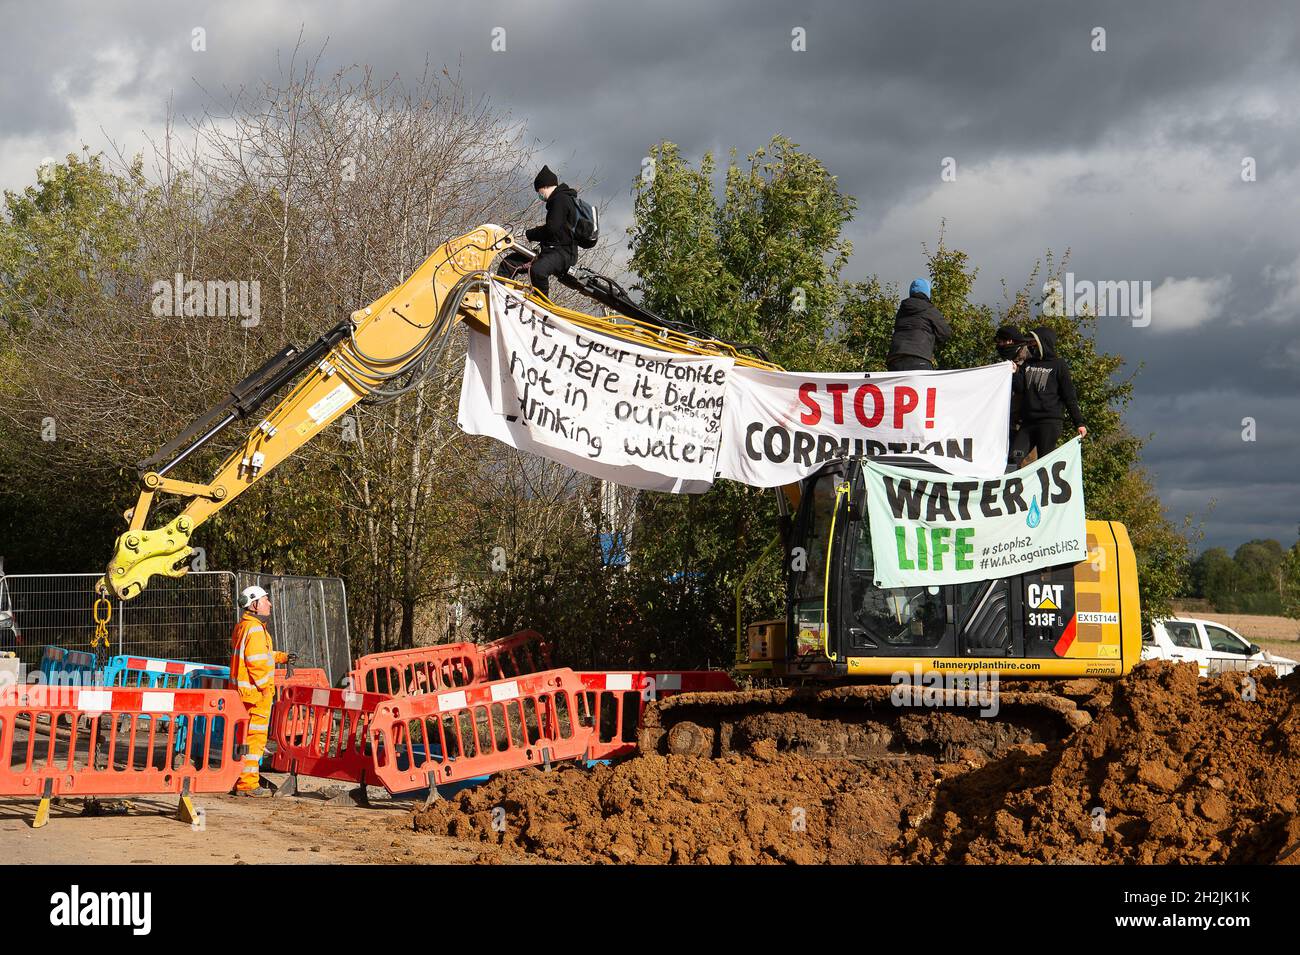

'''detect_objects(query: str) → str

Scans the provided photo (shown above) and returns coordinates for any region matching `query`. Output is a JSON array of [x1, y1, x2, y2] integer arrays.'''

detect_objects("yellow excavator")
[[99, 224, 1141, 694]]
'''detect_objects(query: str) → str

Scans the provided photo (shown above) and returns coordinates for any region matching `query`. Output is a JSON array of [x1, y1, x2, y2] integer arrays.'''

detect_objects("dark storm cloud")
[[3, 0, 1298, 550]]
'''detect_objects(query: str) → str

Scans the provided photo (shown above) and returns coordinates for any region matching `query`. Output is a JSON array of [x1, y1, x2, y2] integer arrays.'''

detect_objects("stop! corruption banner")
[[861, 437, 1088, 588], [715, 363, 1013, 486], [457, 282, 733, 493]]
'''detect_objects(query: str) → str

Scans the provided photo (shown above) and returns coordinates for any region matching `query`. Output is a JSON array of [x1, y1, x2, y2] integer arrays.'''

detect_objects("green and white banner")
[[861, 437, 1087, 588]]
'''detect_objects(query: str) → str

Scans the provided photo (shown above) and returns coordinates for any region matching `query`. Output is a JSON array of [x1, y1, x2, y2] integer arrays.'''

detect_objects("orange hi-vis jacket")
[[230, 612, 287, 705]]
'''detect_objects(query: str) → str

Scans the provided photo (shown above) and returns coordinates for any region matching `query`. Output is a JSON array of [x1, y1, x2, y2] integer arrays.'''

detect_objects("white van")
[[1143, 617, 1297, 677]]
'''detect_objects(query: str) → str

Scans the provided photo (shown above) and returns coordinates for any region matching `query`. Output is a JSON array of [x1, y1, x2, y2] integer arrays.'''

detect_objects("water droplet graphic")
[[1026, 496, 1042, 528]]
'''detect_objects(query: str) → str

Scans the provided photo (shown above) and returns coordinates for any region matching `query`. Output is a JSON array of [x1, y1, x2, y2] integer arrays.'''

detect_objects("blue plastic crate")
[[38, 645, 98, 684]]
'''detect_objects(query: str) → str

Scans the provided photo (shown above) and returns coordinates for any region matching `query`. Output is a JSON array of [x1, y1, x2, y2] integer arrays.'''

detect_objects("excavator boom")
[[102, 225, 781, 599]]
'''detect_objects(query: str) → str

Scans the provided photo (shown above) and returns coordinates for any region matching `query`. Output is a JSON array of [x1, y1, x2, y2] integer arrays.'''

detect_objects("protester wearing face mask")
[[995, 325, 1029, 459], [995, 325, 1029, 365], [1010, 326, 1088, 466], [524, 165, 579, 298]]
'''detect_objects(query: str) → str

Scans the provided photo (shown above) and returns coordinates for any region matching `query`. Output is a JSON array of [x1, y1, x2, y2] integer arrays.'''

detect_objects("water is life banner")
[[861, 437, 1087, 588]]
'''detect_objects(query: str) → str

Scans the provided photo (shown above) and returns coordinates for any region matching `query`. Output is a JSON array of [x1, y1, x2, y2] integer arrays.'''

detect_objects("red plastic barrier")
[[119, 656, 212, 677], [0, 685, 246, 800], [350, 643, 480, 697], [575, 671, 738, 760], [479, 630, 551, 680], [275, 667, 329, 694], [199, 667, 326, 695], [267, 685, 389, 783], [347, 631, 553, 699], [369, 668, 593, 792]]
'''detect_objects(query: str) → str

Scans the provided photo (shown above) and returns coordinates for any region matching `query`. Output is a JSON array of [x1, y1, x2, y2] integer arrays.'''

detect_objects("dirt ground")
[[412, 662, 1300, 865], [0, 774, 525, 865], [8, 661, 1299, 865]]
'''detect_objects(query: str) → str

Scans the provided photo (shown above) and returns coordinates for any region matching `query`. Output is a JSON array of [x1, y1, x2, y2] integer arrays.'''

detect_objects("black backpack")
[[573, 194, 599, 249]]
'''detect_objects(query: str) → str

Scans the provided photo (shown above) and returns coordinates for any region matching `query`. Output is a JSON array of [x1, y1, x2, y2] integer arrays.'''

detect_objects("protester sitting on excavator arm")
[[886, 278, 951, 371], [524, 165, 579, 298]]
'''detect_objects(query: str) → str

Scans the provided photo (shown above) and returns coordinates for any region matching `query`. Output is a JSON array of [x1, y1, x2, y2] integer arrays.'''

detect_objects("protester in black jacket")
[[525, 166, 578, 298], [886, 279, 951, 371], [1010, 326, 1088, 464], [995, 324, 1029, 445]]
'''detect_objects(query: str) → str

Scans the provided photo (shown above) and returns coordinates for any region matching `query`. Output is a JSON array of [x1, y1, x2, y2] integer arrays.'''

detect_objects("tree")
[[0, 152, 161, 572], [627, 138, 1190, 638], [1282, 542, 1300, 619], [1227, 539, 1285, 614], [621, 137, 866, 663], [0, 61, 546, 660], [1191, 546, 1237, 608], [630, 137, 856, 371]]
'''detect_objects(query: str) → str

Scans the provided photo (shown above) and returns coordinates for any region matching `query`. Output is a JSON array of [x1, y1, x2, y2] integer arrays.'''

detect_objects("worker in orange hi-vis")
[[230, 586, 293, 796]]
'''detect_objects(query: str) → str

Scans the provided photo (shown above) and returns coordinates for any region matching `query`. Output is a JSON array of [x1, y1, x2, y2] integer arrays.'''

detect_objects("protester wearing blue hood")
[[886, 278, 951, 372]]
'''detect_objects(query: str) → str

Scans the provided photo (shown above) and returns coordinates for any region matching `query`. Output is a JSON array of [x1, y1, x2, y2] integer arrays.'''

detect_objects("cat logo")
[[1027, 583, 1064, 610]]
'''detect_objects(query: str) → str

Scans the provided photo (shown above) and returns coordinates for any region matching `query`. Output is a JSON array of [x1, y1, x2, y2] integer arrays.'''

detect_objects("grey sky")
[[4, 0, 1298, 551]]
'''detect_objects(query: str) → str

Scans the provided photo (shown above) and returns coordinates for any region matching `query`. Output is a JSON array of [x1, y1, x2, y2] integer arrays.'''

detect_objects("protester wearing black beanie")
[[525, 165, 578, 297], [534, 165, 559, 191]]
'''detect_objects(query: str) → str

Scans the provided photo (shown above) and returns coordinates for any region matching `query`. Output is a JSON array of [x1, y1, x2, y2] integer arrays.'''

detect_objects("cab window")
[[793, 475, 838, 600], [1204, 624, 1250, 655], [1165, 622, 1202, 650], [847, 520, 946, 648]]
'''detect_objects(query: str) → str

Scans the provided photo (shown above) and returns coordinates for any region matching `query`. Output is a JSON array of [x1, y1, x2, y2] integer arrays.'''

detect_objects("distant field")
[[1255, 640, 1298, 660], [1183, 613, 1299, 642]]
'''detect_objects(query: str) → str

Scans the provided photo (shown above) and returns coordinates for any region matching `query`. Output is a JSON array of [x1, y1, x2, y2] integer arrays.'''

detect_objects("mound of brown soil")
[[905, 662, 1300, 864], [414, 739, 946, 864], [411, 662, 1300, 864]]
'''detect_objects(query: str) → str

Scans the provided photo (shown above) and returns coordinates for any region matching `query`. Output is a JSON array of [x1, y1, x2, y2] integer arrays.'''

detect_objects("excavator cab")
[[754, 456, 1143, 680]]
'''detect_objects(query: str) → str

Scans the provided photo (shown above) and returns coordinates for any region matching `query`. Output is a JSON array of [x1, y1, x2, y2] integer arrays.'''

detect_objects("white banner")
[[457, 283, 733, 493], [716, 364, 1012, 487], [861, 437, 1087, 588]]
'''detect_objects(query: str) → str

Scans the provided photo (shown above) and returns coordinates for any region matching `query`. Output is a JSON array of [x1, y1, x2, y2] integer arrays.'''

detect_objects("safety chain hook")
[[92, 596, 112, 666]]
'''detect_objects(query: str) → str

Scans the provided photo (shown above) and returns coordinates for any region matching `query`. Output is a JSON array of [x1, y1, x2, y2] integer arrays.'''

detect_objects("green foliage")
[[618, 137, 870, 653], [630, 137, 855, 371], [0, 153, 154, 571], [1282, 543, 1300, 619], [1189, 539, 1289, 615], [0, 151, 147, 332], [468, 492, 743, 669]]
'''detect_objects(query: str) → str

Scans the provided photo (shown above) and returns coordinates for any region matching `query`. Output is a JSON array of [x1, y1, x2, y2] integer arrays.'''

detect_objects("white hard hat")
[[239, 585, 269, 610]]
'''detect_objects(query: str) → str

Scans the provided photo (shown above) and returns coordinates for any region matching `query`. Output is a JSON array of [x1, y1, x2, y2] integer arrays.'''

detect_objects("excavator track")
[[638, 683, 1097, 764]]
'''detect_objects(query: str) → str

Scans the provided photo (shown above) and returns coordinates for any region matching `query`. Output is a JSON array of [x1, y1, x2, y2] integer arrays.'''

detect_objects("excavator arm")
[[102, 224, 785, 600]]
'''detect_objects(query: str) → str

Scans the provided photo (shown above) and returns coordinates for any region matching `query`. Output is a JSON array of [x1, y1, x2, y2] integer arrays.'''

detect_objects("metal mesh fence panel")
[[0, 571, 238, 671], [235, 572, 352, 687]]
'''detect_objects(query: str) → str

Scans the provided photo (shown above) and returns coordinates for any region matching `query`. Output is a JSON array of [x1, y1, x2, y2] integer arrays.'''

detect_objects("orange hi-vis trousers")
[[239, 689, 274, 790]]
